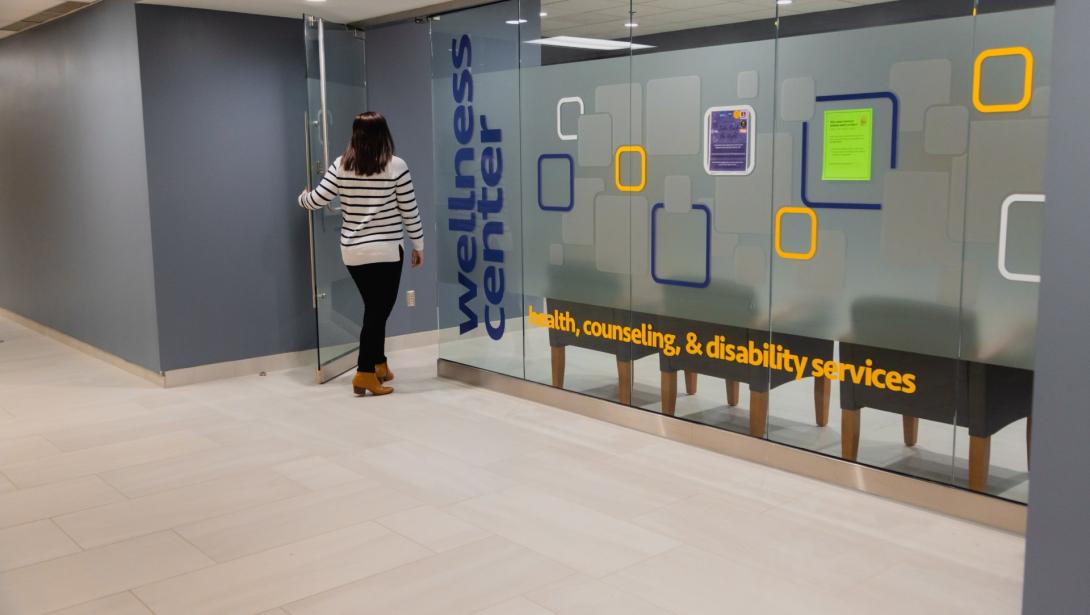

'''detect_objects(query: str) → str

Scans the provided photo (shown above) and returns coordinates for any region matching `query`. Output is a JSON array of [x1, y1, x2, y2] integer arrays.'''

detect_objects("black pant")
[[347, 250, 404, 372]]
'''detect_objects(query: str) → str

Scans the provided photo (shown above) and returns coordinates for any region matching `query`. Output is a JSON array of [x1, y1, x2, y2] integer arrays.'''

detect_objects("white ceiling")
[[134, 0, 442, 23], [542, 0, 899, 39], [0, 0, 443, 40], [0, 0, 899, 42], [1, 0, 93, 40]]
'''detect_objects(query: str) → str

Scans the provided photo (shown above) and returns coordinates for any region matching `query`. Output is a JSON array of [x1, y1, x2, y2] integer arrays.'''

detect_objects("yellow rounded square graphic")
[[775, 206, 818, 261], [614, 145, 647, 193], [973, 46, 1034, 113]]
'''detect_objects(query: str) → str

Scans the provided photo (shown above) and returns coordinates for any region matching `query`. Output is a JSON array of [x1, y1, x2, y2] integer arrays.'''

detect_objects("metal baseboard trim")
[[438, 358, 1027, 534]]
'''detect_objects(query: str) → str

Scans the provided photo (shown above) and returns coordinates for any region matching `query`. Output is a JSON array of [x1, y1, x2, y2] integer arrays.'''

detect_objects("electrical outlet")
[[406, 290, 416, 307]]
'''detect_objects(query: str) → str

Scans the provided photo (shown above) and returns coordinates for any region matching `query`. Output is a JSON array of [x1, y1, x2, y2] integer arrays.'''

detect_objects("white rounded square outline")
[[556, 96, 584, 141], [703, 105, 756, 176], [998, 193, 1044, 284]]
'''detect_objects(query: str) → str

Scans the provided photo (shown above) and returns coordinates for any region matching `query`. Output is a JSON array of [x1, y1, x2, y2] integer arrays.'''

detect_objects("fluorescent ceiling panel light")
[[540, 11, 547, 17], [506, 18, 528, 24], [525, 36, 654, 51], [624, 22, 638, 28]]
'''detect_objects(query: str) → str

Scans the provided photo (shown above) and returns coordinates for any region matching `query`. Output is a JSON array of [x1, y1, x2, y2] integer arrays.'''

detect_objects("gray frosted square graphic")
[[646, 75, 700, 155], [793, 229, 846, 293], [595, 83, 641, 149], [632, 197, 649, 276], [562, 178, 603, 246], [577, 113, 612, 167], [881, 171, 952, 265], [734, 244, 767, 288], [538, 155, 573, 208], [965, 119, 1048, 243], [1031, 86, 1050, 117], [737, 70, 759, 100], [924, 106, 969, 155], [715, 133, 780, 235], [595, 196, 648, 275], [549, 243, 564, 266], [654, 209, 707, 283], [780, 77, 815, 122], [664, 175, 692, 213], [889, 59, 952, 132]]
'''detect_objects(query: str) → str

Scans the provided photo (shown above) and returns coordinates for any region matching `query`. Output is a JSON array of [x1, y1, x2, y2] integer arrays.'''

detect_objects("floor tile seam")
[[0, 518, 84, 575], [34, 410, 239, 454], [51, 469, 314, 550], [132, 521, 431, 605], [372, 515, 445, 556], [0, 526, 215, 583], [599, 541, 840, 608], [94, 446, 315, 499], [0, 474, 129, 531], [2, 429, 225, 486], [276, 533, 503, 613], [470, 590, 566, 615], [171, 481, 422, 558], [445, 486, 684, 581]]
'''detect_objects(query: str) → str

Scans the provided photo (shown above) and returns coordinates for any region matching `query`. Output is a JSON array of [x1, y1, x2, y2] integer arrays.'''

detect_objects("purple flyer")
[[706, 107, 754, 175]]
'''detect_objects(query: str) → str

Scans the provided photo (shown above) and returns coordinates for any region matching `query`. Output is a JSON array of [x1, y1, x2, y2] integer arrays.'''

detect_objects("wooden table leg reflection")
[[749, 391, 769, 437], [813, 377, 831, 427], [726, 380, 740, 407], [661, 371, 677, 417], [617, 359, 633, 406], [902, 416, 919, 447], [684, 371, 698, 395], [841, 407, 861, 461], [969, 435, 991, 492], [550, 346, 566, 388]]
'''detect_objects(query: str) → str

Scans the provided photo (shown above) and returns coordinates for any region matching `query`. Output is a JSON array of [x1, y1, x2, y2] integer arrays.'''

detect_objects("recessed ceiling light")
[[305, 0, 326, 3], [506, 18, 528, 24], [525, 36, 654, 51], [624, 22, 638, 28], [540, 11, 547, 17], [777, 0, 793, 5]]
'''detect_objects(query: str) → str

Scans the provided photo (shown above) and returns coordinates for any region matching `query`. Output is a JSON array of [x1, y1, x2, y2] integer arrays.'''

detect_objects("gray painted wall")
[[365, 20, 439, 337], [135, 5, 315, 371], [1022, 0, 1090, 612], [0, 0, 161, 372]]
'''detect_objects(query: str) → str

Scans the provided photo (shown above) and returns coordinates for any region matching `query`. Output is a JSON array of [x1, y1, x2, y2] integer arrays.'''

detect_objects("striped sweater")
[[299, 155, 424, 266]]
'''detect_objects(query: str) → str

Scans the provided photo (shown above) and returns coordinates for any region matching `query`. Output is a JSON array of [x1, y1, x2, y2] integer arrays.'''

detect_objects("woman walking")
[[299, 111, 423, 396]]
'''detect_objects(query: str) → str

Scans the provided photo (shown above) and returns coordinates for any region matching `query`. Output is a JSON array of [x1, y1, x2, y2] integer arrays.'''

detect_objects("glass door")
[[304, 15, 368, 383]]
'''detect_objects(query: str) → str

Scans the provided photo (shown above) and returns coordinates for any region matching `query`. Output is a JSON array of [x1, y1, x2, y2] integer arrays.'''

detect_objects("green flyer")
[[822, 108, 874, 181]]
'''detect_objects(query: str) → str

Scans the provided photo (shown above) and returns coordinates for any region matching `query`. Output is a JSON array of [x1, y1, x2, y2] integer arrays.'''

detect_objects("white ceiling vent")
[[2, 1, 96, 35]]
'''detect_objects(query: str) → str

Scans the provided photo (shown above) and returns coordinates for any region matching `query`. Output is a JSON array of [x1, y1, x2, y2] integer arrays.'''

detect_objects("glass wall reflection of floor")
[[526, 327, 1028, 503]]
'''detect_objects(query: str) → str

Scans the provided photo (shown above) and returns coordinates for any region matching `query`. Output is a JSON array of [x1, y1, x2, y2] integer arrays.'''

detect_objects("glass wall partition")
[[304, 16, 368, 382], [519, 2, 639, 406], [768, 1, 978, 489], [950, 0, 1052, 501], [431, 0, 526, 378], [626, 5, 779, 434], [431, 0, 1050, 503]]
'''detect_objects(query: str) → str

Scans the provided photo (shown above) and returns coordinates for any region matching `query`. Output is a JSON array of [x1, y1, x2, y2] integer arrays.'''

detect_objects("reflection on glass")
[[430, 1, 526, 378], [304, 17, 368, 378], [431, 0, 1049, 503], [520, 1, 638, 406]]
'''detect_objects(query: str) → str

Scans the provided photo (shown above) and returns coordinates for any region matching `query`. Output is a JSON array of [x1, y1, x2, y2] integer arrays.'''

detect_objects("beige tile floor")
[[0, 315, 1024, 614]]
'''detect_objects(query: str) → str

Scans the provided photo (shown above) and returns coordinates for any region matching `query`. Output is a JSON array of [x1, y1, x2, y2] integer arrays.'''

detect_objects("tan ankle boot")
[[352, 371, 393, 396], [375, 362, 395, 383]]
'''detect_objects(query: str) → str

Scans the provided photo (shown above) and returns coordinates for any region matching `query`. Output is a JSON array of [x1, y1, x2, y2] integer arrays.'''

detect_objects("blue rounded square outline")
[[537, 153, 575, 212], [800, 91, 900, 211], [651, 202, 712, 289]]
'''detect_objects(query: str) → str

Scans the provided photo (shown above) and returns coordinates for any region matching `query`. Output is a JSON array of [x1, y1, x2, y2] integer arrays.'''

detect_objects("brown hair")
[[341, 111, 395, 176]]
